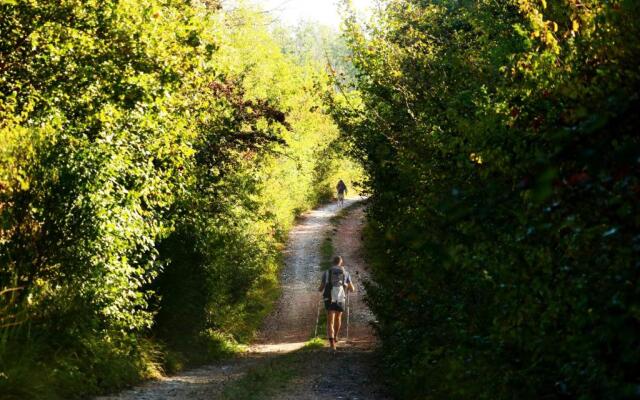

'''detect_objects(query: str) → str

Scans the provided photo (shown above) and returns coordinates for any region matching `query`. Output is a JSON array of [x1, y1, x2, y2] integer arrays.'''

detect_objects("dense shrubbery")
[[334, 0, 640, 398], [0, 1, 359, 398]]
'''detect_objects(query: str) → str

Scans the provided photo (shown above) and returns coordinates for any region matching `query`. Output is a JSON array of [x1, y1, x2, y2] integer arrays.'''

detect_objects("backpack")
[[323, 268, 346, 304]]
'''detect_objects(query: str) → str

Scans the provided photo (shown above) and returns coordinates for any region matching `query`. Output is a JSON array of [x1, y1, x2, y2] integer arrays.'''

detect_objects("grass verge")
[[220, 342, 324, 400]]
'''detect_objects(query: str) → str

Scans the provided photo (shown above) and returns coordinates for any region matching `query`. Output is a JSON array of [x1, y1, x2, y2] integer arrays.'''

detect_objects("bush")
[[335, 0, 640, 398]]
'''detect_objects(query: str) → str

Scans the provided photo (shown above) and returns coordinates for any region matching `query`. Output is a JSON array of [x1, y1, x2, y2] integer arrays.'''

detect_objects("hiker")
[[318, 256, 355, 350], [336, 179, 347, 206]]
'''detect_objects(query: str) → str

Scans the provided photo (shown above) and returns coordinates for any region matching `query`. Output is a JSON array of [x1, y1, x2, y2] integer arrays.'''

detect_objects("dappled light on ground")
[[248, 342, 308, 353]]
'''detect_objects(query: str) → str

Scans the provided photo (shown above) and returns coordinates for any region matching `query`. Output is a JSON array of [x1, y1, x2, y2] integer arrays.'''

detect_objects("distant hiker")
[[336, 179, 347, 206], [319, 256, 355, 350]]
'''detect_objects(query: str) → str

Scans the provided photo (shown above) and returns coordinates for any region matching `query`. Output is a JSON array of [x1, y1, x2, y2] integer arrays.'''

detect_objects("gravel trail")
[[255, 199, 360, 345], [268, 201, 387, 400]]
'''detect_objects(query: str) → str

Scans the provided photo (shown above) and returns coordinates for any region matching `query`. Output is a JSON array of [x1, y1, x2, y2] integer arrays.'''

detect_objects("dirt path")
[[332, 205, 376, 348], [96, 199, 387, 400], [255, 200, 356, 346]]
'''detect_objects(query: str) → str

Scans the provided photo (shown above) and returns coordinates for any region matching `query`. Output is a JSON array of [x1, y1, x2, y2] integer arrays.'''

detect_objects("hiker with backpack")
[[336, 179, 347, 206], [318, 256, 356, 350]]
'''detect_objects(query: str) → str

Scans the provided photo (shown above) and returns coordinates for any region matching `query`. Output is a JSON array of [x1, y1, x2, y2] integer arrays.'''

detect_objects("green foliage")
[[335, 0, 640, 398], [0, 1, 354, 398], [304, 337, 326, 349]]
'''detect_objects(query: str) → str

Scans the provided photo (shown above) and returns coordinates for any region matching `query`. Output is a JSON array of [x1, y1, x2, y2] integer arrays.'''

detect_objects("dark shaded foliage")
[[334, 0, 640, 398]]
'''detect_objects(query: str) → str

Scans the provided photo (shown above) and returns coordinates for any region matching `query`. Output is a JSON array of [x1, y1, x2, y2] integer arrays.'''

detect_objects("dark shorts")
[[324, 300, 345, 313]]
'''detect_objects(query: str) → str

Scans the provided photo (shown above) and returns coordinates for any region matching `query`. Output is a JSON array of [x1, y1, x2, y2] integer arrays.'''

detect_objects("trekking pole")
[[314, 298, 321, 338], [346, 291, 350, 343]]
